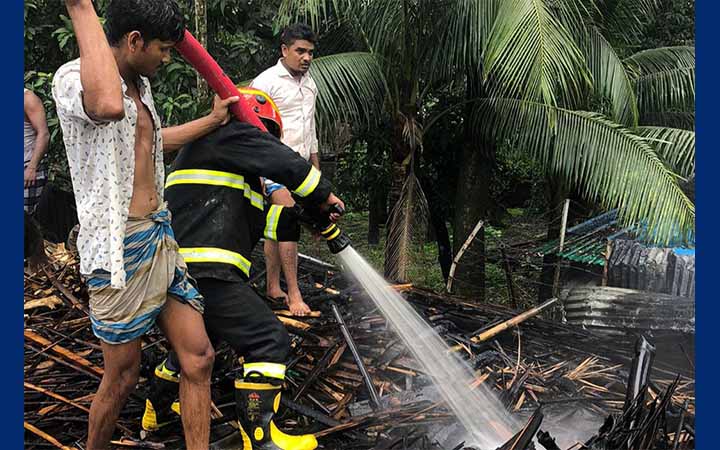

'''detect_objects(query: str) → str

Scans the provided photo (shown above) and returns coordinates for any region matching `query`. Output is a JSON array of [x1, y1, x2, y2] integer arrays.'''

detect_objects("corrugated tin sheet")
[[609, 239, 695, 298], [535, 210, 695, 273], [563, 286, 695, 335]]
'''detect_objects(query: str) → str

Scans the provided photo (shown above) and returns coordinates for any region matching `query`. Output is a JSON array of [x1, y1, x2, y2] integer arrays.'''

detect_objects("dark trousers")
[[167, 277, 290, 370]]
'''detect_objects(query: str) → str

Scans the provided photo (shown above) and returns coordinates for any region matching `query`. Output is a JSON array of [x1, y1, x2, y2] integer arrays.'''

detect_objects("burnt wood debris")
[[24, 242, 694, 450]]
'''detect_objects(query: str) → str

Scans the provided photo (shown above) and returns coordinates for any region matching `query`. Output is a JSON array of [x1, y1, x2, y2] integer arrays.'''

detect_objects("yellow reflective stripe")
[[320, 224, 337, 236], [325, 228, 341, 241], [154, 364, 179, 383], [234, 381, 279, 390], [179, 247, 251, 277], [244, 186, 264, 210], [166, 169, 245, 187], [166, 169, 264, 211], [264, 205, 283, 241], [243, 362, 286, 380], [293, 166, 321, 198]]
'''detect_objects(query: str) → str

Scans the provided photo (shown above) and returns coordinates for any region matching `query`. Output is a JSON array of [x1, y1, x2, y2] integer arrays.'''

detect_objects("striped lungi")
[[23, 164, 47, 214], [86, 204, 204, 344]]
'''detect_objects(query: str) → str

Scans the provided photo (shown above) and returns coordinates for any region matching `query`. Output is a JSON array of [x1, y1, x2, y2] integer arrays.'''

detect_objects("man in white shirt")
[[52, 1, 238, 449], [251, 24, 321, 316]]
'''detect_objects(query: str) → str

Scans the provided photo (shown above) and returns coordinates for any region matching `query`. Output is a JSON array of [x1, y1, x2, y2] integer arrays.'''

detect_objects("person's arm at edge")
[[64, 0, 124, 121], [161, 95, 239, 153], [309, 152, 320, 170], [24, 92, 50, 187]]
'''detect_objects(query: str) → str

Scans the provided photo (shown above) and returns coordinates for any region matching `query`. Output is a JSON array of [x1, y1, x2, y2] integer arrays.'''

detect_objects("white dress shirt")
[[53, 58, 165, 288], [251, 59, 319, 161]]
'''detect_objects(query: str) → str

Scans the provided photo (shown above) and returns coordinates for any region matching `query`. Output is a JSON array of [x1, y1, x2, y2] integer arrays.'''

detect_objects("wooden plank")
[[24, 421, 77, 450], [25, 329, 104, 377], [25, 382, 90, 414], [24, 295, 64, 311]]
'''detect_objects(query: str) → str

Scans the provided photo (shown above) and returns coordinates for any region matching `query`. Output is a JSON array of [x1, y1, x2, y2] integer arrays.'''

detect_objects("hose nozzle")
[[292, 203, 352, 254], [318, 222, 351, 254]]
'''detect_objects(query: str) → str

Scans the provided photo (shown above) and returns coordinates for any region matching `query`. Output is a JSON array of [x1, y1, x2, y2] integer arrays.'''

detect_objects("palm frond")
[[625, 46, 695, 119], [276, 0, 354, 31], [586, 26, 638, 126], [309, 52, 387, 136], [384, 170, 430, 282], [640, 111, 695, 130], [548, 0, 599, 41], [483, 0, 591, 108], [595, 0, 660, 43], [476, 98, 694, 244], [425, 0, 502, 82], [634, 126, 695, 179]]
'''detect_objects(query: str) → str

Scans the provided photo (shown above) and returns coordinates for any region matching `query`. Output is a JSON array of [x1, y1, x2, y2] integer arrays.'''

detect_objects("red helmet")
[[237, 86, 283, 138]]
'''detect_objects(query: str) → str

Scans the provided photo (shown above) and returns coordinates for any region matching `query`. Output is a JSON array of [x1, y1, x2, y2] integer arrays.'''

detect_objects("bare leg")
[[87, 340, 141, 450], [278, 240, 310, 316], [264, 239, 286, 300], [157, 298, 215, 450], [266, 188, 310, 316]]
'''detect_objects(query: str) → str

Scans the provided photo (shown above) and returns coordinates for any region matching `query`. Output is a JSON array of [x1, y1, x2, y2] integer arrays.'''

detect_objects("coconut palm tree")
[[277, 0, 695, 290]]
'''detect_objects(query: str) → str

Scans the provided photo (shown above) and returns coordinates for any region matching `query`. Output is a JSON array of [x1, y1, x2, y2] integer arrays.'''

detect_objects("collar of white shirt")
[[274, 58, 311, 84]]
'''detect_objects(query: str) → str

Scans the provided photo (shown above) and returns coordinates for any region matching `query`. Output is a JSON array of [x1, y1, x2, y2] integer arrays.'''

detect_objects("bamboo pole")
[[446, 219, 484, 293], [602, 240, 613, 286], [449, 298, 558, 352], [552, 199, 570, 298], [25, 382, 90, 414], [25, 329, 104, 377], [24, 422, 78, 450]]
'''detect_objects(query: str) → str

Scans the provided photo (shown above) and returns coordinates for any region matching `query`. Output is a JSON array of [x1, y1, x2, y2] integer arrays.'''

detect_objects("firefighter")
[[141, 87, 345, 450]]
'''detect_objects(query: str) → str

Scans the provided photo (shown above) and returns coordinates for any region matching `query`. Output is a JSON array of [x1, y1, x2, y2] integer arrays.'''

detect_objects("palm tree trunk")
[[451, 80, 493, 302], [538, 178, 565, 303], [421, 175, 452, 281], [452, 136, 493, 301], [383, 112, 415, 281]]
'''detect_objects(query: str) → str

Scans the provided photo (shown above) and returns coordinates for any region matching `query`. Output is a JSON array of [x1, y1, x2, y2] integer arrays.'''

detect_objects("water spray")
[[177, 31, 518, 447]]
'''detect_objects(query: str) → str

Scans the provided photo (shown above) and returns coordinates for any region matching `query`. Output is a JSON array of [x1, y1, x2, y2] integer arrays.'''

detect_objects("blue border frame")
[[695, 1, 714, 447], [7, 1, 26, 447], [12, 1, 709, 449]]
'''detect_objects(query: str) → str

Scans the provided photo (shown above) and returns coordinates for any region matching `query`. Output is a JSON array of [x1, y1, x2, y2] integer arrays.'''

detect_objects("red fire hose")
[[175, 30, 268, 133]]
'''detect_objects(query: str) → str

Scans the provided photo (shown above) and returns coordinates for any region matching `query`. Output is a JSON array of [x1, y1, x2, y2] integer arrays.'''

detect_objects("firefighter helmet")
[[236, 86, 283, 139]]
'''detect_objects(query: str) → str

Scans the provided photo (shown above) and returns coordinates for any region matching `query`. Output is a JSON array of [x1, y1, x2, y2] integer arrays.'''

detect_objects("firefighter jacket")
[[165, 120, 331, 282]]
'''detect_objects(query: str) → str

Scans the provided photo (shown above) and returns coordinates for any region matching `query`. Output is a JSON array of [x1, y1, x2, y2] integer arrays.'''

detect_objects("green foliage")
[[490, 144, 546, 214], [23, 0, 282, 186], [634, 0, 695, 51], [476, 98, 694, 245]]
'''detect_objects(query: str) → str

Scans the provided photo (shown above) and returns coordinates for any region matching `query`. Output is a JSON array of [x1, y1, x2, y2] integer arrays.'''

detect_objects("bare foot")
[[286, 290, 311, 316]]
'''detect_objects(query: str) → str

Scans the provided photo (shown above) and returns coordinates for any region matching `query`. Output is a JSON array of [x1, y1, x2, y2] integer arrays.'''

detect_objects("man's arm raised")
[[161, 95, 239, 153], [64, 0, 124, 121]]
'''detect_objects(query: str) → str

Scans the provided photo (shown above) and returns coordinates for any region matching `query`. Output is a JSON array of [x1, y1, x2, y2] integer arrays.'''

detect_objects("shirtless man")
[[52, 1, 238, 449]]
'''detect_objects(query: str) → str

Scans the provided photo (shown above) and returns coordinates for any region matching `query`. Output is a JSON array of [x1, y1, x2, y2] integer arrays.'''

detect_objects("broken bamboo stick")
[[24, 421, 78, 450], [25, 329, 104, 377], [449, 298, 558, 352]]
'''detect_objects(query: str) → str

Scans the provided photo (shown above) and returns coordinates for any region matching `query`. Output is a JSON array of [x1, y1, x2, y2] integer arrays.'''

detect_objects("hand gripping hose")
[[175, 30, 268, 133]]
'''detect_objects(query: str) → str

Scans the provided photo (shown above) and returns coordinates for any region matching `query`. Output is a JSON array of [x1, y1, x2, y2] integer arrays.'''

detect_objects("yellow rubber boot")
[[235, 380, 317, 450], [141, 361, 181, 431]]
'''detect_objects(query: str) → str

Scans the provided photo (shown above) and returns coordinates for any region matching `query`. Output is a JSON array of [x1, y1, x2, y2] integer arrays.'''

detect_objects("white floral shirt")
[[251, 59, 319, 160], [53, 58, 165, 289]]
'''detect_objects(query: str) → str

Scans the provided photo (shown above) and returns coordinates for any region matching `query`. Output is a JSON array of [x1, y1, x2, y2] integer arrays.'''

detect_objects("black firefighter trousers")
[[166, 277, 291, 370]]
